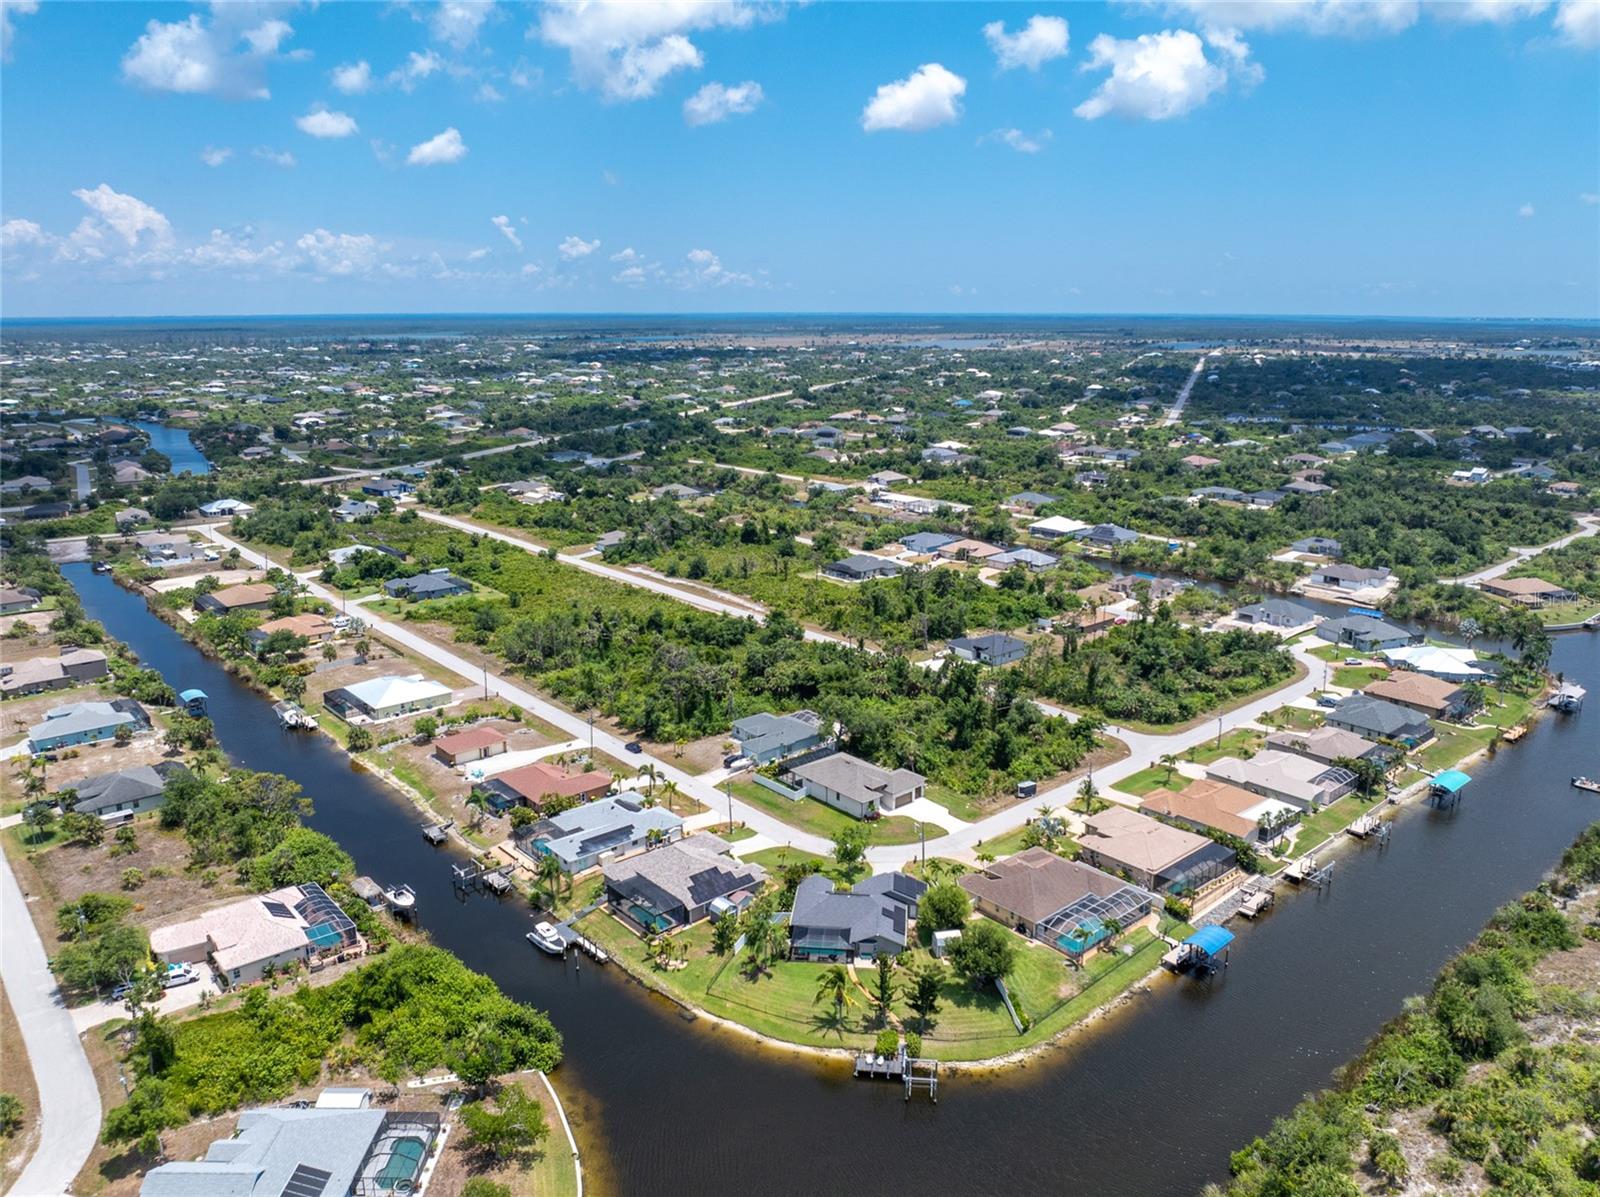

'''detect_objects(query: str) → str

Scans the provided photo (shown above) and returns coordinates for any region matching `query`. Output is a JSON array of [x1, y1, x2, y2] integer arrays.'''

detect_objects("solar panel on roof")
[[261, 900, 295, 919], [280, 1163, 332, 1197]]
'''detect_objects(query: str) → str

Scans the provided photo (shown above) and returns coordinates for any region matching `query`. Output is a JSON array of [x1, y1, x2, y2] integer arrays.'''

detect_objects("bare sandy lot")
[[147, 569, 264, 594]]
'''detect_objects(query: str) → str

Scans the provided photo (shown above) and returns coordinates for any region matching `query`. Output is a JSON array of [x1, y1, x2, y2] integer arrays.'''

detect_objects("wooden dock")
[[853, 1046, 937, 1101], [1238, 887, 1274, 919], [421, 821, 453, 845]]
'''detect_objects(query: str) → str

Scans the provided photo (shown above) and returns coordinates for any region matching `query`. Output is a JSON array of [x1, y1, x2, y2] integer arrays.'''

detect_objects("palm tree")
[[638, 762, 658, 797], [536, 852, 565, 907], [659, 778, 681, 814], [813, 964, 855, 1015]]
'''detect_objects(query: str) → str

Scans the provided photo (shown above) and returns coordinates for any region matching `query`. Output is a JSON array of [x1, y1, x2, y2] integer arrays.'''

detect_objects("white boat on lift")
[[382, 883, 417, 917], [526, 921, 568, 955]]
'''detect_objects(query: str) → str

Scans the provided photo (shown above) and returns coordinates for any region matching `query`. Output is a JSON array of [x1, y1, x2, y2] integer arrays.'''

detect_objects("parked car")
[[723, 753, 752, 770], [110, 981, 134, 1002], [625, 741, 643, 754], [1343, 657, 1363, 666], [163, 962, 199, 988], [1317, 694, 1340, 708], [331, 615, 353, 630]]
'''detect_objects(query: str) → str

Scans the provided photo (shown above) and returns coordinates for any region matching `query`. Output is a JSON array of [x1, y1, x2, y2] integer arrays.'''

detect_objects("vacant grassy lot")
[[1113, 767, 1191, 798], [1288, 793, 1383, 857]]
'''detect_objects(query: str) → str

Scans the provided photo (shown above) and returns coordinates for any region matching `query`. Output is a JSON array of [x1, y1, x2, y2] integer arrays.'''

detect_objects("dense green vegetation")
[[101, 946, 563, 1150], [1506, 534, 1600, 602], [1213, 822, 1600, 1197]]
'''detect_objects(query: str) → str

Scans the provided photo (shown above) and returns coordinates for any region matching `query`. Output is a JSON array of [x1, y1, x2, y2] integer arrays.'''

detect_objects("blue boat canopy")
[[1185, 926, 1235, 956], [179, 689, 208, 702], [1431, 769, 1471, 794]]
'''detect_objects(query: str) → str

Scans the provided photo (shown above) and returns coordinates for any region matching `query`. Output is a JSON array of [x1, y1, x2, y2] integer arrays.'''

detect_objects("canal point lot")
[[575, 908, 1182, 1064]]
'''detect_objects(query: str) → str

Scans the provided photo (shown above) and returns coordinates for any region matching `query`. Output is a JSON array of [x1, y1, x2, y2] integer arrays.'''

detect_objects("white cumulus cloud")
[[296, 106, 359, 138], [492, 215, 522, 249], [330, 59, 373, 94], [1149, 1, 1421, 36], [406, 127, 468, 166], [559, 235, 601, 260], [71, 183, 173, 248], [389, 49, 444, 92], [861, 63, 967, 133], [431, 1, 494, 49], [200, 145, 233, 167], [295, 228, 386, 276], [983, 15, 1070, 70], [683, 80, 764, 125], [981, 127, 1052, 153], [682, 247, 752, 287], [253, 146, 296, 167], [538, 0, 776, 102], [1075, 29, 1247, 121], [1554, 0, 1600, 45], [121, 5, 300, 100]]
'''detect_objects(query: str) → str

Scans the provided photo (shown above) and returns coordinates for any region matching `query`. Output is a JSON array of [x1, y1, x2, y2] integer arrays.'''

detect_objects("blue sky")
[[2, 1, 1597, 318]]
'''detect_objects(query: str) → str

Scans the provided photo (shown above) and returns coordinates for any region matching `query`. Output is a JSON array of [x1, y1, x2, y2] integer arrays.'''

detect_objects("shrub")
[[903, 1032, 922, 1058], [873, 1028, 899, 1056], [920, 881, 971, 932]]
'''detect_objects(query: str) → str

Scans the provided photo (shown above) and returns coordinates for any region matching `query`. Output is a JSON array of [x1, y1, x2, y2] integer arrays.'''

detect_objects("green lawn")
[[717, 823, 758, 843], [1309, 643, 1355, 663], [1182, 728, 1263, 766], [1534, 599, 1600, 626], [728, 779, 938, 846], [1333, 665, 1390, 689], [1416, 723, 1497, 774], [1113, 767, 1191, 798], [1475, 692, 1533, 731], [576, 908, 1166, 1063], [1260, 704, 1324, 731], [921, 781, 988, 823], [974, 825, 1078, 861], [1288, 793, 1381, 857]]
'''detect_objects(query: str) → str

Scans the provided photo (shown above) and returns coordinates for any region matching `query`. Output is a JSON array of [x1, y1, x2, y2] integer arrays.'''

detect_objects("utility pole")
[[1216, 716, 1223, 750], [724, 778, 734, 835], [588, 711, 595, 760]]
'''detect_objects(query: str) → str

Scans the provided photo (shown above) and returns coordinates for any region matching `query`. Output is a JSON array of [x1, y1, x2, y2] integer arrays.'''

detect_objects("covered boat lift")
[[1429, 768, 1471, 809], [1162, 925, 1235, 976], [179, 688, 209, 715]]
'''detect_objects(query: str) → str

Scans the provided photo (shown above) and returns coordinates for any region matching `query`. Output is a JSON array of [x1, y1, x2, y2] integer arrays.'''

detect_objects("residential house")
[[731, 710, 825, 764], [248, 613, 335, 653], [0, 587, 41, 615], [947, 633, 1028, 666], [198, 498, 254, 518], [360, 478, 413, 499], [1206, 750, 1357, 810], [383, 571, 472, 600], [604, 835, 767, 930], [0, 647, 109, 697], [1265, 725, 1393, 768], [935, 538, 1005, 564], [1078, 807, 1240, 897], [63, 762, 188, 820], [1073, 523, 1141, 549], [959, 847, 1158, 961], [1309, 563, 1393, 592], [194, 582, 277, 614], [1316, 615, 1417, 653], [1005, 491, 1059, 511], [334, 498, 379, 522], [1325, 694, 1435, 747], [140, 1104, 440, 1197], [1233, 599, 1318, 629], [1028, 515, 1090, 539], [432, 725, 509, 767], [27, 699, 145, 753], [1479, 576, 1579, 608], [150, 882, 360, 988], [823, 554, 902, 582], [1180, 454, 1222, 469], [1245, 489, 1288, 508], [1363, 674, 1472, 720], [788, 872, 926, 962], [866, 469, 911, 489], [114, 507, 152, 529], [324, 674, 452, 722], [786, 752, 925, 819], [1193, 486, 1247, 502], [1378, 644, 1492, 682], [896, 531, 960, 555], [485, 760, 612, 810], [1140, 778, 1300, 845], [1282, 479, 1333, 496], [522, 793, 683, 872], [1290, 536, 1342, 557], [988, 547, 1059, 571]]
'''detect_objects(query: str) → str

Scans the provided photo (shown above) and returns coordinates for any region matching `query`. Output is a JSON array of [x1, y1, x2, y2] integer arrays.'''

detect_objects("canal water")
[[65, 562, 1600, 1197], [132, 421, 212, 476]]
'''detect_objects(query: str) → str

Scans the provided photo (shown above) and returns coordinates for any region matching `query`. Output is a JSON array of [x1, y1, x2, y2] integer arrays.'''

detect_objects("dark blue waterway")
[[132, 422, 211, 476], [66, 562, 1600, 1197]]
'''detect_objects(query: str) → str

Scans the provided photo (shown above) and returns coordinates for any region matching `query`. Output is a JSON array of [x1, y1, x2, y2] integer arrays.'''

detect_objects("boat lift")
[[1161, 925, 1234, 976], [1548, 682, 1586, 713], [1429, 769, 1472, 810], [179, 688, 209, 716]]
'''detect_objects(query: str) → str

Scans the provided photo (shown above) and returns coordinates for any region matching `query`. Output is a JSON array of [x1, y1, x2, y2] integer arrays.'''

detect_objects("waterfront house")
[[324, 674, 452, 722], [731, 710, 825, 764], [485, 760, 612, 810], [150, 882, 360, 988], [63, 762, 188, 820], [788, 872, 925, 962], [1078, 807, 1240, 898], [958, 848, 1158, 961], [1073, 523, 1141, 550], [27, 699, 144, 753], [1325, 694, 1434, 748], [0, 647, 109, 697], [1378, 644, 1492, 683], [140, 1104, 440, 1197], [0, 587, 41, 615], [1316, 615, 1417, 654], [1479, 576, 1579, 608], [947, 633, 1028, 666], [786, 752, 925, 819], [522, 793, 683, 873], [383, 570, 472, 600], [1205, 750, 1357, 811], [1140, 778, 1300, 845], [1233, 599, 1318, 629], [195, 582, 277, 615], [604, 835, 767, 931], [822, 554, 902, 582], [1265, 725, 1394, 768], [1309, 563, 1392, 592], [431, 725, 508, 766], [1362, 674, 1472, 720]]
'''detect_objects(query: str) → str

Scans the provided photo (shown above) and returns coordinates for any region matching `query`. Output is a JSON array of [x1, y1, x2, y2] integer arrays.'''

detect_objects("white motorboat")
[[527, 921, 568, 955]]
